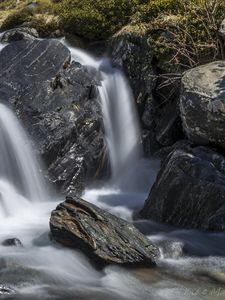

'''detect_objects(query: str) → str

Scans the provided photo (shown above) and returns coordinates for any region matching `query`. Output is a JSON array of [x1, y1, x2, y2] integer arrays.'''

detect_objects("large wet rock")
[[0, 35, 107, 195], [50, 196, 159, 266], [180, 61, 225, 149], [140, 146, 225, 231]]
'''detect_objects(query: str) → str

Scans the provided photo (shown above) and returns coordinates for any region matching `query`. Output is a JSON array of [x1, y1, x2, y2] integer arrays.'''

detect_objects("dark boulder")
[[0, 37, 107, 195], [154, 100, 183, 147], [50, 196, 159, 266], [180, 61, 225, 149], [140, 146, 225, 232], [2, 238, 23, 247], [1, 27, 39, 43]]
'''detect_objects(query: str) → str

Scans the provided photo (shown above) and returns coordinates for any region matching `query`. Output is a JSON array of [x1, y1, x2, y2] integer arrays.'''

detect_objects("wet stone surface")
[[50, 196, 160, 267]]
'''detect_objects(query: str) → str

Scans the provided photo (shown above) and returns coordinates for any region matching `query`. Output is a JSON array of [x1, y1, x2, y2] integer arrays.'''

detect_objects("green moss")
[[0, 0, 59, 34], [56, 0, 139, 40], [30, 14, 59, 37], [1, 7, 33, 31], [0, 0, 19, 10], [34, 0, 57, 14]]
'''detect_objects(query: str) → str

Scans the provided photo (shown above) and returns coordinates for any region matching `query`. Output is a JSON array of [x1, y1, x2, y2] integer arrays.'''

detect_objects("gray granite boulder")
[[180, 61, 225, 149]]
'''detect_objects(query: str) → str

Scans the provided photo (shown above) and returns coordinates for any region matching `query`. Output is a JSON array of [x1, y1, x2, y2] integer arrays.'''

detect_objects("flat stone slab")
[[50, 196, 159, 267]]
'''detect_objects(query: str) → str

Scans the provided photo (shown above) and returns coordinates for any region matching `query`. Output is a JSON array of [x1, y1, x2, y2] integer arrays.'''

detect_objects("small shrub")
[[135, 0, 225, 69], [137, 0, 183, 21]]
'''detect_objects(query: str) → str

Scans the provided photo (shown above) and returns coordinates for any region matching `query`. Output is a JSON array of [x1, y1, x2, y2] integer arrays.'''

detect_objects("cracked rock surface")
[[50, 196, 159, 266]]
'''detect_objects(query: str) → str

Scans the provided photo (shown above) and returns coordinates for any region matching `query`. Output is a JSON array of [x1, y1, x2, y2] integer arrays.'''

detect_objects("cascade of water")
[[98, 68, 142, 178], [62, 40, 142, 179], [0, 103, 47, 203]]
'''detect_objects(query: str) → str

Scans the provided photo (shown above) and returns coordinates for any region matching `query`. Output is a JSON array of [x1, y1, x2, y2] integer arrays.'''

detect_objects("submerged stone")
[[2, 238, 23, 247], [50, 196, 159, 267], [0, 285, 15, 295]]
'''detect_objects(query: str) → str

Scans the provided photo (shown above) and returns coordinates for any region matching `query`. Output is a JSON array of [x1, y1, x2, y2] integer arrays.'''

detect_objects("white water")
[[0, 39, 223, 300], [98, 70, 142, 178], [0, 187, 225, 300], [0, 104, 47, 202]]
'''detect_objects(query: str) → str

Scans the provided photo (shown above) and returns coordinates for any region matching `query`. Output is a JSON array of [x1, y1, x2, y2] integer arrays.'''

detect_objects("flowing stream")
[[0, 39, 224, 299]]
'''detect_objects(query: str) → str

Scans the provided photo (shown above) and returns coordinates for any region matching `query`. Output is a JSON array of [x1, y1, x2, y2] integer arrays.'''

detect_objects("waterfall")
[[63, 40, 142, 179], [0, 103, 47, 203], [98, 69, 142, 178]]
